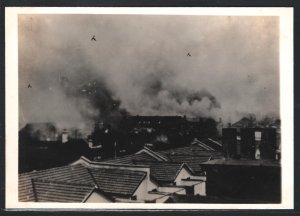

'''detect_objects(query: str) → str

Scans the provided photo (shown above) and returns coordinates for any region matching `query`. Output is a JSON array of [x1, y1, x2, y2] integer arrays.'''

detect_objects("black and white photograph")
[[5, 7, 293, 209]]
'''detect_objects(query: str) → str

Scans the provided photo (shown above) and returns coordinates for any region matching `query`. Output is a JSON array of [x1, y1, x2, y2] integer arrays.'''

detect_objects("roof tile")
[[32, 179, 94, 202], [19, 163, 147, 202]]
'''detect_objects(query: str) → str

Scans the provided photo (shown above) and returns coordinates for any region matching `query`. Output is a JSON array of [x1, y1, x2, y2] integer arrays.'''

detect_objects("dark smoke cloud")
[[18, 14, 279, 134], [139, 72, 221, 115]]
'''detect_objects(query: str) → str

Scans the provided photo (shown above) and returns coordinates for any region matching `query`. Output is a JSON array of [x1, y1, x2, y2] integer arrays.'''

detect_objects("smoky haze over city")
[[19, 15, 279, 134], [17, 13, 283, 204]]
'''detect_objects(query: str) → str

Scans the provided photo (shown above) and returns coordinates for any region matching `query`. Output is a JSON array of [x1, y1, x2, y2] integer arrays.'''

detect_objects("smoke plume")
[[18, 14, 279, 134]]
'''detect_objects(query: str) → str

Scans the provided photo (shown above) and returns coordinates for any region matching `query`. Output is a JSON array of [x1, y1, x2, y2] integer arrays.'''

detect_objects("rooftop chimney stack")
[[62, 129, 69, 143], [254, 131, 262, 160]]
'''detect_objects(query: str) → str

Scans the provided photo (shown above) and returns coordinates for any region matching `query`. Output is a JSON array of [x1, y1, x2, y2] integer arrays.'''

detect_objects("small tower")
[[254, 131, 262, 159], [62, 129, 69, 143]]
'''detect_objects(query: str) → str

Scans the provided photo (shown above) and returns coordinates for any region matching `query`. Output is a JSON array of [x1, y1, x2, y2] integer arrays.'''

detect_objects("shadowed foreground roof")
[[101, 151, 158, 165], [157, 145, 219, 157], [19, 163, 146, 202], [152, 145, 223, 173], [166, 155, 210, 173], [89, 168, 146, 196], [133, 161, 190, 183], [32, 179, 95, 202]]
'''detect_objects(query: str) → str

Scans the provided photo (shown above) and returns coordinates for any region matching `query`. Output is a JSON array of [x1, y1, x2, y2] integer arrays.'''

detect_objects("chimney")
[[254, 131, 262, 160], [222, 128, 237, 159], [217, 118, 223, 137], [88, 138, 93, 148], [62, 129, 69, 143]]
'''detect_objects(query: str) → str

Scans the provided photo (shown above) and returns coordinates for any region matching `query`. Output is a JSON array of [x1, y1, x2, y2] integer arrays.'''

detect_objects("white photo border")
[[5, 7, 294, 210]]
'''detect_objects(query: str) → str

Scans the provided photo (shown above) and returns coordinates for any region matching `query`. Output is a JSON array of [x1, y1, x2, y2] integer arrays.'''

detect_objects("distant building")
[[222, 128, 277, 160], [123, 116, 186, 130], [20, 123, 84, 142], [231, 117, 255, 128], [20, 123, 58, 142]]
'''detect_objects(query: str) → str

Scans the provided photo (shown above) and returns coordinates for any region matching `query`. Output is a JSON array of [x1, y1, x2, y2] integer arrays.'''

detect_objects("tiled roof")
[[152, 145, 224, 174], [19, 164, 93, 202], [167, 155, 211, 173], [133, 161, 187, 183], [32, 179, 95, 202], [89, 168, 146, 196], [19, 163, 147, 202], [101, 152, 158, 165], [199, 138, 222, 151], [191, 139, 215, 151], [30, 164, 95, 184]]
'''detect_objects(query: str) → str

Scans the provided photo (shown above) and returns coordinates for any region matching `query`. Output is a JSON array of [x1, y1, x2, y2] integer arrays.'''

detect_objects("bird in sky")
[[91, 35, 96, 41], [187, 52, 191, 57]]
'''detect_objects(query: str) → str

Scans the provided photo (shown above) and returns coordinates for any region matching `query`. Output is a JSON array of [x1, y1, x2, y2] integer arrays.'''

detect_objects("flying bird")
[[91, 35, 96, 41], [28, 84, 32, 88], [187, 52, 191, 57]]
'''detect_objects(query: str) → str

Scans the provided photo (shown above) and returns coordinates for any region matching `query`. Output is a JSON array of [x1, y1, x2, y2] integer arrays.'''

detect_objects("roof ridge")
[[19, 163, 83, 176], [89, 166, 148, 174], [141, 147, 169, 161], [75, 156, 150, 170], [196, 141, 215, 151], [166, 153, 215, 157], [133, 160, 184, 165], [102, 154, 134, 162], [173, 163, 194, 181], [157, 144, 204, 152], [207, 138, 222, 146], [32, 177, 95, 187], [173, 163, 185, 182]]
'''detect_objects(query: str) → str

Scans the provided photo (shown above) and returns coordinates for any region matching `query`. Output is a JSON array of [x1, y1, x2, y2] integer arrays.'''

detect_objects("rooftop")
[[132, 161, 191, 183], [166, 154, 211, 173], [89, 167, 146, 196], [19, 161, 147, 202], [157, 145, 219, 157], [198, 138, 223, 151], [101, 151, 159, 165], [32, 178, 96, 202]]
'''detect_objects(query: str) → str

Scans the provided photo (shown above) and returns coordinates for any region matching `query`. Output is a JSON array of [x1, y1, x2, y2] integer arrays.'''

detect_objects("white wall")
[[133, 177, 157, 200], [148, 178, 158, 191], [194, 182, 206, 196], [85, 191, 112, 203], [174, 166, 207, 196], [175, 167, 192, 185]]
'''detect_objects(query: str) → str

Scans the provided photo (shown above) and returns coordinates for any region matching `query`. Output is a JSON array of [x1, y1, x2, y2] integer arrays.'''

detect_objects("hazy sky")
[[19, 14, 279, 132]]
